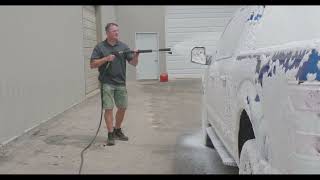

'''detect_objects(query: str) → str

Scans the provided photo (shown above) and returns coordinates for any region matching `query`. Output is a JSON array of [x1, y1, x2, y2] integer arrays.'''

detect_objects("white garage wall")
[[0, 6, 85, 144], [115, 6, 166, 81], [96, 6, 117, 42], [165, 6, 240, 78]]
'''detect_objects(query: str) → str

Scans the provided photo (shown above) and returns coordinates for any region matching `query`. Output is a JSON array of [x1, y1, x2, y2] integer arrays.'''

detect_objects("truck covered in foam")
[[191, 6, 320, 174]]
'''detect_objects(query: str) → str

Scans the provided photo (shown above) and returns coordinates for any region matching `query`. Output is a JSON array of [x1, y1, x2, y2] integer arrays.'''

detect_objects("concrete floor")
[[0, 79, 238, 174]]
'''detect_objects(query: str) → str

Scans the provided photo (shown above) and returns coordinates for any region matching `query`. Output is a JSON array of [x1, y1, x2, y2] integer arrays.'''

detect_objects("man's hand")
[[103, 54, 116, 63], [90, 54, 115, 69], [133, 48, 140, 58], [129, 48, 139, 67]]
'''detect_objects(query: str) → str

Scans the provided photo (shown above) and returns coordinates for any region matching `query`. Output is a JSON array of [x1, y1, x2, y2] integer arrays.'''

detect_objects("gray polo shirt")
[[90, 39, 134, 86]]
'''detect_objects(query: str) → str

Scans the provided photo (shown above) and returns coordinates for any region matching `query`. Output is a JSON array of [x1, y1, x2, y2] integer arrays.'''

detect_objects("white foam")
[[181, 132, 203, 148], [307, 73, 317, 81], [171, 32, 219, 56], [241, 39, 320, 55]]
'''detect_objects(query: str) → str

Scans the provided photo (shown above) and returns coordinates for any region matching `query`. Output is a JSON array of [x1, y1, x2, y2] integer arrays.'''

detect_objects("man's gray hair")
[[105, 22, 119, 32]]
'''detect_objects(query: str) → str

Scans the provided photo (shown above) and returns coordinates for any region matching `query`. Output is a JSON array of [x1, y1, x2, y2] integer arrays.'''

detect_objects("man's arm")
[[90, 55, 115, 69]]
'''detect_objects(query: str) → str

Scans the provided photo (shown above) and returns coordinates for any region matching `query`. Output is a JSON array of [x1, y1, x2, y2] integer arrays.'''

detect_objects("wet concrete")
[[0, 78, 238, 174]]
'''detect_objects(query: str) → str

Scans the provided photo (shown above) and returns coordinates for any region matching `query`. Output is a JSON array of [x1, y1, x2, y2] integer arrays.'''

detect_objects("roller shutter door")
[[83, 6, 99, 94], [165, 6, 240, 78]]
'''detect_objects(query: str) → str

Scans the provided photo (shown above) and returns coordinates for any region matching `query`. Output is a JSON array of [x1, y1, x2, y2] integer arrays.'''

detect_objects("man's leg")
[[102, 83, 116, 145], [115, 108, 126, 129], [114, 108, 128, 141], [105, 109, 114, 132], [113, 85, 129, 141]]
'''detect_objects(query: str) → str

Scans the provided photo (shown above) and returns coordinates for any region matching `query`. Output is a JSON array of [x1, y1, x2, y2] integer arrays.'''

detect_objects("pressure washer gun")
[[104, 48, 172, 70], [111, 48, 172, 56]]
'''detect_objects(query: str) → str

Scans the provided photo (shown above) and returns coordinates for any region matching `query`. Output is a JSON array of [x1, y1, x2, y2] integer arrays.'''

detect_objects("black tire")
[[238, 111, 255, 158]]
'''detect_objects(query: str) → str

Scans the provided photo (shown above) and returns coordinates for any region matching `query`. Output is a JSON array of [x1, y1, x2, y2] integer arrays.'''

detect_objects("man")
[[90, 22, 139, 146]]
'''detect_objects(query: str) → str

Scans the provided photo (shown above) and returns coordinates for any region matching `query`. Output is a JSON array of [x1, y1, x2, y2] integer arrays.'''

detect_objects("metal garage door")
[[82, 6, 99, 94], [165, 6, 240, 78]]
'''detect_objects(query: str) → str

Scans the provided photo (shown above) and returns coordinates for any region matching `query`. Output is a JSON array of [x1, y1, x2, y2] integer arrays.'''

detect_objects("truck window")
[[255, 6, 320, 49], [216, 6, 248, 60]]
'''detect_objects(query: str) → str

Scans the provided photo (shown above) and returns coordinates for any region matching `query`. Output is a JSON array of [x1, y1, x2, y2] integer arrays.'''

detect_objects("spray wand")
[[113, 48, 172, 56]]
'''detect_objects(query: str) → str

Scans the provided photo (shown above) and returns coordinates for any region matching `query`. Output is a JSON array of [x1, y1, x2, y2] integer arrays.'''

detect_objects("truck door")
[[207, 6, 253, 149]]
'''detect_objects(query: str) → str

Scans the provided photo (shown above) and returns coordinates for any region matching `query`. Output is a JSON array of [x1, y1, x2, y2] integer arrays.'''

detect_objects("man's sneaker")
[[113, 128, 129, 141], [107, 132, 115, 146]]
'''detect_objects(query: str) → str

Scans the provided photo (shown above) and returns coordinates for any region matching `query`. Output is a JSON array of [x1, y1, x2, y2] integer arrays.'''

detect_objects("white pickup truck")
[[191, 6, 320, 174]]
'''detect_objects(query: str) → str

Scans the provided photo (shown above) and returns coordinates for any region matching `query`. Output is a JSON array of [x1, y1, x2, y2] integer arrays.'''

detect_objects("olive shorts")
[[101, 83, 128, 109]]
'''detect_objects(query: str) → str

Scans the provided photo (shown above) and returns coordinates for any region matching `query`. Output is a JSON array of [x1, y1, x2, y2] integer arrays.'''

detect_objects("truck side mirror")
[[191, 47, 211, 65]]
